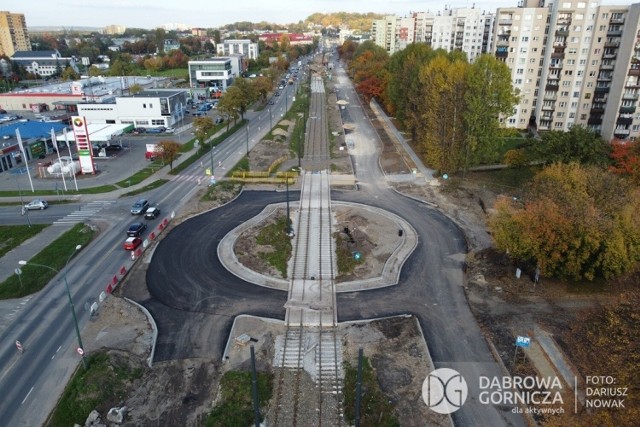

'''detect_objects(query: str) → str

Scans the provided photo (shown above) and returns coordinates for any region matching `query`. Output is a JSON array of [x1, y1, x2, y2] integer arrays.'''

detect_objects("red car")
[[123, 237, 142, 251]]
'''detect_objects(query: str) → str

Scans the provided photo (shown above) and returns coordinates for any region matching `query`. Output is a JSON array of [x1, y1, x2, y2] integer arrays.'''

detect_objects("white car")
[[165, 127, 175, 133], [24, 199, 48, 210]]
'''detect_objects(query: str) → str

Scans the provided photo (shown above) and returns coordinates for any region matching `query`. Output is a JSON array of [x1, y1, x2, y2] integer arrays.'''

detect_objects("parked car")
[[24, 199, 48, 210], [215, 117, 224, 124], [130, 199, 149, 215], [192, 111, 206, 117], [123, 237, 143, 251], [144, 206, 161, 219], [133, 127, 146, 134], [127, 222, 147, 237], [165, 127, 175, 134], [146, 127, 165, 134]]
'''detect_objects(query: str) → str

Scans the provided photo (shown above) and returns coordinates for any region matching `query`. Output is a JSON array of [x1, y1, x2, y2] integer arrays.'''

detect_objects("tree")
[[60, 66, 79, 81], [193, 117, 215, 149], [488, 163, 640, 281], [253, 76, 272, 103], [129, 84, 143, 95], [217, 93, 240, 128], [157, 140, 181, 171], [609, 139, 640, 184], [530, 125, 611, 166], [464, 54, 519, 169]]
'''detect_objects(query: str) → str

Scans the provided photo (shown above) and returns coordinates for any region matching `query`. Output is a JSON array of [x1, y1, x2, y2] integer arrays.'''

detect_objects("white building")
[[77, 89, 189, 129], [216, 39, 259, 60], [188, 56, 244, 98]]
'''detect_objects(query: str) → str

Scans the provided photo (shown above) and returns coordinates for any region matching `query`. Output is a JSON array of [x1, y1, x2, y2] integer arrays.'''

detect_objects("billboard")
[[71, 116, 96, 174]]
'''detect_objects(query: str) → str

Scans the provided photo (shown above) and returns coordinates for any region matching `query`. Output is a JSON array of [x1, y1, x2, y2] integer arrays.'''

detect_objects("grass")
[[205, 371, 273, 427], [343, 357, 399, 427], [115, 159, 165, 187], [334, 232, 360, 277], [0, 223, 97, 299], [120, 179, 169, 197], [228, 156, 249, 175], [256, 217, 292, 278], [0, 224, 49, 258], [46, 352, 144, 427], [0, 184, 119, 197]]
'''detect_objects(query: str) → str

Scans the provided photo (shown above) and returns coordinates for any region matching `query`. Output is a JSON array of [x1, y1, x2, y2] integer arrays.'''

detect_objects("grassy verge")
[[228, 157, 250, 175], [0, 224, 49, 258], [343, 357, 399, 427], [170, 120, 246, 175], [205, 371, 273, 427], [256, 217, 292, 278], [120, 179, 169, 197], [115, 159, 165, 187], [334, 233, 359, 277], [0, 184, 119, 197], [46, 352, 144, 427], [0, 223, 97, 299]]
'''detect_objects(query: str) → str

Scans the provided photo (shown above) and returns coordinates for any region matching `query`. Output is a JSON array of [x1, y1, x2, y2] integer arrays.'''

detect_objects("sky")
[[5, 0, 533, 29]]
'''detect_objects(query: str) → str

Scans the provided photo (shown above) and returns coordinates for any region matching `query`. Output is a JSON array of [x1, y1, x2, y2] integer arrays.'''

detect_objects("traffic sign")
[[77, 347, 84, 356], [515, 336, 531, 348]]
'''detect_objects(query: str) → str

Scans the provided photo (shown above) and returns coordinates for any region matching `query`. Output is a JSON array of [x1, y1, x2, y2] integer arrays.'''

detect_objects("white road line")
[[21, 387, 34, 404]]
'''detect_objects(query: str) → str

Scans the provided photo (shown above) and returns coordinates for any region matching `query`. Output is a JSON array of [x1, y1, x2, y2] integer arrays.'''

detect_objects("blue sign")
[[515, 336, 531, 348]]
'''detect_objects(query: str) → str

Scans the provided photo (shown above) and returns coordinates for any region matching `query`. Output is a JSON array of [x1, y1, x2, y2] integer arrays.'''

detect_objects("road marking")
[[21, 387, 34, 404]]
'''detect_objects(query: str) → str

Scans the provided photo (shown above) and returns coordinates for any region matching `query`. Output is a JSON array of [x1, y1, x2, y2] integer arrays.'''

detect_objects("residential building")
[[372, 9, 494, 60], [11, 50, 79, 78], [216, 39, 259, 60], [103, 24, 126, 35], [259, 33, 314, 46], [162, 39, 181, 53], [0, 11, 31, 57], [493, 0, 640, 141]]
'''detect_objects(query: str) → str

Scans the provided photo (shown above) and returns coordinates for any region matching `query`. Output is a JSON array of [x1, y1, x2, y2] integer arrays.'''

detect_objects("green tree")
[[489, 163, 640, 281], [217, 93, 240, 128], [60, 66, 79, 81], [193, 117, 215, 149], [530, 125, 611, 166], [157, 140, 181, 171], [464, 54, 519, 169]]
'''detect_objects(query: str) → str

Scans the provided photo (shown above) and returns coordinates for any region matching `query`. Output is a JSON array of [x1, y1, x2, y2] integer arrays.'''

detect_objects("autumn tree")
[[349, 41, 390, 104], [216, 94, 240, 128], [252, 76, 272, 103], [193, 117, 215, 149], [157, 140, 181, 171], [463, 54, 519, 169], [489, 163, 640, 281], [609, 139, 640, 184]]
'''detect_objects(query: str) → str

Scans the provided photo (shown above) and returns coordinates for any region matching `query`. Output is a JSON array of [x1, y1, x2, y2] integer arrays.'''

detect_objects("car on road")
[[146, 127, 165, 134], [24, 199, 48, 210], [123, 237, 143, 251], [165, 127, 175, 133], [127, 222, 147, 237], [130, 199, 149, 215], [144, 206, 161, 219], [275, 91, 281, 96], [268, 99, 275, 105]]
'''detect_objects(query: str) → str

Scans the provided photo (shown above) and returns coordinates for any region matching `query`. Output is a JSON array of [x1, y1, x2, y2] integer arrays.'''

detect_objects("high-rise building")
[[0, 11, 31, 57], [372, 8, 494, 61], [493, 0, 640, 141]]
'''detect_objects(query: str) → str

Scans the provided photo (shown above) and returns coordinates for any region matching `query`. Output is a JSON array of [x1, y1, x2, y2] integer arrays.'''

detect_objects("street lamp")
[[245, 123, 250, 157], [19, 244, 87, 369]]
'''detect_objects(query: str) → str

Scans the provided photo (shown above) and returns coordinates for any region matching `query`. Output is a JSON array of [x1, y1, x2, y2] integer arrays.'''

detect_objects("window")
[[557, 112, 565, 118], [571, 102, 578, 108], [555, 121, 564, 128], [522, 36, 529, 42], [581, 114, 587, 120], [567, 59, 576, 65], [576, 81, 582, 87], [563, 81, 571, 86], [589, 71, 596, 77], [515, 79, 523, 84], [565, 70, 573, 75], [559, 102, 566, 107], [517, 68, 524, 74], [582, 103, 589, 109], [143, 103, 147, 108], [581, 48, 588, 54], [151, 119, 164, 125], [585, 93, 591, 99], [573, 91, 580, 97], [594, 48, 601, 54], [577, 70, 584, 76], [591, 60, 598, 66], [561, 91, 570, 97], [587, 82, 593, 87], [577, 2, 586, 8]]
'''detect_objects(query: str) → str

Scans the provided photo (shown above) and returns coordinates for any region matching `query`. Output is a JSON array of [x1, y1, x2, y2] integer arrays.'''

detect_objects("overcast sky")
[[6, 0, 537, 29]]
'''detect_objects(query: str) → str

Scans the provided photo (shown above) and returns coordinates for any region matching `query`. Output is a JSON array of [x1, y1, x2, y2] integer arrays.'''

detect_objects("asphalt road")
[[143, 191, 296, 361]]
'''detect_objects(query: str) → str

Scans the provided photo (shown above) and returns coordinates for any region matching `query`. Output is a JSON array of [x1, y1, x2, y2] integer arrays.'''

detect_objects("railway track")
[[271, 171, 343, 426]]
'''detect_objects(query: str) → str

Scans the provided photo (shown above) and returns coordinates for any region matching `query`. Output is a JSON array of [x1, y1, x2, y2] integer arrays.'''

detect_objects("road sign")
[[77, 347, 84, 356], [515, 336, 531, 348], [15, 341, 23, 351]]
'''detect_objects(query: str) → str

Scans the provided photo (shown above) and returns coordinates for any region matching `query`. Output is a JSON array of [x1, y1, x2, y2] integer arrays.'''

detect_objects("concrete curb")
[[222, 314, 284, 362], [124, 296, 158, 368]]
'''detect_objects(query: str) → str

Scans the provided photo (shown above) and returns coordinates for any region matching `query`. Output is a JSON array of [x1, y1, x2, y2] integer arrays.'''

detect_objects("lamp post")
[[19, 244, 87, 369], [245, 123, 249, 157], [209, 142, 215, 183], [285, 174, 292, 235], [15, 175, 31, 227]]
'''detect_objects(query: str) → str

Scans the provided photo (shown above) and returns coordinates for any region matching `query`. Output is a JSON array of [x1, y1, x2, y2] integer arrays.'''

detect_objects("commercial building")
[[77, 89, 189, 129], [259, 33, 314, 46], [216, 39, 259, 60], [188, 56, 244, 98], [0, 75, 171, 112], [493, 0, 640, 141], [0, 11, 31, 57], [372, 8, 495, 60]]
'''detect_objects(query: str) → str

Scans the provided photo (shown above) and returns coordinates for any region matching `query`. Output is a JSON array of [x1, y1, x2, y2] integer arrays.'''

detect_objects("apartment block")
[[0, 11, 31, 57], [372, 9, 494, 60], [494, 0, 640, 141]]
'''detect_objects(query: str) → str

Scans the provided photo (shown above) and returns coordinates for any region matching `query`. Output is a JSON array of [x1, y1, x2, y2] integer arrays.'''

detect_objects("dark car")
[[215, 116, 224, 124], [130, 199, 149, 215], [133, 127, 146, 134], [127, 222, 147, 237], [146, 127, 165, 134], [144, 206, 161, 219]]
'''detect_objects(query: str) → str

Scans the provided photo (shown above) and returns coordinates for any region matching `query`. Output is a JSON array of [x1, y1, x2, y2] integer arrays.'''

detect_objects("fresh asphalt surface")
[[144, 191, 294, 361]]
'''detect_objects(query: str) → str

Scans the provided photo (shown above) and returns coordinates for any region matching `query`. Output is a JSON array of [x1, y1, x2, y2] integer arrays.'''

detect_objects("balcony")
[[600, 63, 615, 70], [546, 83, 559, 91], [614, 128, 631, 136], [498, 19, 513, 25], [551, 51, 565, 59], [496, 50, 508, 58], [496, 39, 509, 47], [557, 17, 572, 25], [619, 106, 637, 114], [591, 106, 605, 114], [622, 92, 640, 100], [607, 29, 623, 37], [549, 62, 563, 69], [543, 93, 557, 101], [603, 51, 618, 59], [610, 17, 625, 25], [629, 68, 640, 76], [597, 74, 612, 82], [555, 29, 569, 37], [617, 117, 634, 126], [605, 41, 621, 48], [553, 41, 566, 48], [588, 116, 603, 125], [595, 86, 610, 93]]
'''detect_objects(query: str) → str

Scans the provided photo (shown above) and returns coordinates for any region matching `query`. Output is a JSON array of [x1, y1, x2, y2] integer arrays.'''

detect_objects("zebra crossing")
[[53, 200, 116, 225]]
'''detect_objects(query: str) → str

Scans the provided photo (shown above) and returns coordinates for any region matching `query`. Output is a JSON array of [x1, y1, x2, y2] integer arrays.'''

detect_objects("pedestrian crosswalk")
[[53, 200, 116, 225], [170, 172, 223, 183]]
